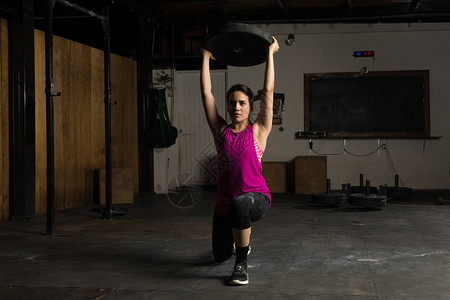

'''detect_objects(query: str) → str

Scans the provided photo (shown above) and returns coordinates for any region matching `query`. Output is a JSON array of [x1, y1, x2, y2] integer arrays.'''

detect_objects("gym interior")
[[1, 1, 449, 299]]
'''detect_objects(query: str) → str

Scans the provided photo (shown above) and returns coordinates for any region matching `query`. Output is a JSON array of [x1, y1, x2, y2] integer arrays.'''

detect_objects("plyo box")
[[262, 162, 287, 193], [287, 156, 327, 194], [94, 167, 134, 204]]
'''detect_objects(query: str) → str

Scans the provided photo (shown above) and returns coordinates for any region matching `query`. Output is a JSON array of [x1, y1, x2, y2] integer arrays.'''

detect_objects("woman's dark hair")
[[226, 84, 254, 104]]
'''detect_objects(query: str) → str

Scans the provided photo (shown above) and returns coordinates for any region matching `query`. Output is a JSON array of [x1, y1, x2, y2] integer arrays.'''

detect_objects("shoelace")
[[234, 264, 246, 274]]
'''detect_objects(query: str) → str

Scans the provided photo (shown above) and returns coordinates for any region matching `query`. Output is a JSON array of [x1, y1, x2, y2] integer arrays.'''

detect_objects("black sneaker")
[[229, 262, 249, 285]]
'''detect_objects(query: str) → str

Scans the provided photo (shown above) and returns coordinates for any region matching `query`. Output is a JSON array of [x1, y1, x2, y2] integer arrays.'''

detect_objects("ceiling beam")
[[243, 12, 450, 24], [116, 0, 450, 25], [409, 0, 421, 14], [212, 2, 227, 17], [276, 0, 284, 10]]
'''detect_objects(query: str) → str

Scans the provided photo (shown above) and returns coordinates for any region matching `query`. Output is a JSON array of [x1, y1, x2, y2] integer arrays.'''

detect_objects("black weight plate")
[[349, 194, 387, 208], [311, 193, 346, 206], [387, 187, 413, 199], [204, 23, 273, 67], [350, 186, 378, 194], [93, 207, 128, 217]]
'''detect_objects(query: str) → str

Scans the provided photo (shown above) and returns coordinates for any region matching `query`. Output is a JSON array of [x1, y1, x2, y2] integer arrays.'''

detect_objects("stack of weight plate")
[[386, 174, 413, 200], [311, 179, 347, 206], [349, 180, 387, 209], [350, 173, 377, 194]]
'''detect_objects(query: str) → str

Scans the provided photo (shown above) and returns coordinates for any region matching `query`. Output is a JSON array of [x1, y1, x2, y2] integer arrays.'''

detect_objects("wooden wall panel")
[[110, 54, 138, 194], [52, 35, 69, 211], [0, 19, 9, 221], [64, 39, 92, 209], [34, 30, 139, 214], [34, 30, 46, 214], [89, 48, 105, 202]]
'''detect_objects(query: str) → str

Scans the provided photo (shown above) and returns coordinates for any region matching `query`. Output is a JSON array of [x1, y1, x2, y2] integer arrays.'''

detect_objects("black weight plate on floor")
[[204, 23, 273, 67], [350, 186, 378, 194], [349, 194, 387, 208], [311, 193, 346, 206], [387, 187, 413, 199], [93, 207, 128, 217]]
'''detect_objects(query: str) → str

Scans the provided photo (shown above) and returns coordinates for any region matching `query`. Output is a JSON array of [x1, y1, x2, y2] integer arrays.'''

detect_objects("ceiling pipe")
[[276, 0, 284, 10], [242, 12, 450, 24], [409, 0, 422, 14]]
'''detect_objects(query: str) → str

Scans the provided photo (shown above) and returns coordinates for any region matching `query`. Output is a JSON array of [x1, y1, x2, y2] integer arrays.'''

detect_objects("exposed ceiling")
[[17, 0, 450, 65], [123, 0, 450, 24]]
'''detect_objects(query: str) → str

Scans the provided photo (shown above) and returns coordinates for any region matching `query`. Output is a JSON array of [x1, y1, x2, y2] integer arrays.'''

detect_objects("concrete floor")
[[0, 189, 449, 300]]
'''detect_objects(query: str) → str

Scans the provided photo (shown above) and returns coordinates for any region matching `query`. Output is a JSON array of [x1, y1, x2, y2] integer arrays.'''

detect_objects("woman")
[[200, 37, 279, 285]]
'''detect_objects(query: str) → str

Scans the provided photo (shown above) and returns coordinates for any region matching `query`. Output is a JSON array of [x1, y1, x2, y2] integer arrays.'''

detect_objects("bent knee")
[[233, 193, 255, 206], [213, 250, 232, 263]]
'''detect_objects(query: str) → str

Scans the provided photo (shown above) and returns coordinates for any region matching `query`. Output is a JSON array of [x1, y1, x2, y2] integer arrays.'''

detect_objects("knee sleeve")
[[231, 192, 271, 229], [231, 193, 254, 229]]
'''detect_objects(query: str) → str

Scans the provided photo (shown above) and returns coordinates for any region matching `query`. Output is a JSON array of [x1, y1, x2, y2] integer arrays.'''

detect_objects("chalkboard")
[[304, 71, 430, 138]]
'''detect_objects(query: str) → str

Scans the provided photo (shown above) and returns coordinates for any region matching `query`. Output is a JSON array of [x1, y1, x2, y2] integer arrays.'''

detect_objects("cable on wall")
[[309, 141, 403, 187]]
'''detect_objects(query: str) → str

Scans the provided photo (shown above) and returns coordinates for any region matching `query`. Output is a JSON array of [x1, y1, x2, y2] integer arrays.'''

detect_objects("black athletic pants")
[[212, 192, 270, 263]]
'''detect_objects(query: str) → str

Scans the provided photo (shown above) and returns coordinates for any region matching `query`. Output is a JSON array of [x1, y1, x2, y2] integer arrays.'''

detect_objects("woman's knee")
[[231, 193, 270, 227], [213, 249, 232, 263], [212, 237, 233, 262], [212, 213, 233, 262]]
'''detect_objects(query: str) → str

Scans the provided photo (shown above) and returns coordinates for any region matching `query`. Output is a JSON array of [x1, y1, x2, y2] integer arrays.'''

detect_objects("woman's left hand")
[[269, 36, 280, 54]]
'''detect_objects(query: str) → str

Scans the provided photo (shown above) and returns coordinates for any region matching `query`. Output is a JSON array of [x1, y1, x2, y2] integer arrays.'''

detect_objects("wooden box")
[[94, 167, 134, 204], [262, 162, 287, 193], [287, 156, 327, 194]]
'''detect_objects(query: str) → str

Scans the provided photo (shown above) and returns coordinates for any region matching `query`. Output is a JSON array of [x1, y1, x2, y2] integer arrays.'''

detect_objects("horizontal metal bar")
[[34, 15, 92, 20], [243, 12, 450, 24], [0, 3, 14, 15], [55, 0, 107, 21]]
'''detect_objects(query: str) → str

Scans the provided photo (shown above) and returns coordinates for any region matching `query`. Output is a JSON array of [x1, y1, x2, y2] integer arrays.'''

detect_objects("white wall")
[[228, 23, 450, 189], [152, 69, 226, 194]]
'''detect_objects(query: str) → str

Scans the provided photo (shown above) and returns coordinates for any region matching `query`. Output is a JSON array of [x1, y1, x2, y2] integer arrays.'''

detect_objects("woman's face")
[[227, 91, 252, 123]]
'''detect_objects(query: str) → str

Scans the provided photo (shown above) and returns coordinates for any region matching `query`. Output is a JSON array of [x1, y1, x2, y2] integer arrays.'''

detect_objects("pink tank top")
[[215, 124, 271, 215]]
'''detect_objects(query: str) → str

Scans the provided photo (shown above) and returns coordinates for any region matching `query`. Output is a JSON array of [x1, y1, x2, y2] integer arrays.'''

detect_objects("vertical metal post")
[[136, 13, 154, 194], [44, 0, 56, 235], [10, 0, 36, 219], [365, 180, 370, 196], [326, 178, 331, 194], [103, 6, 112, 219]]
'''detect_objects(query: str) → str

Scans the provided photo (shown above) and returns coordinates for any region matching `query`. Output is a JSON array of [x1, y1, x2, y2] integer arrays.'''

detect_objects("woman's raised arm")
[[200, 49, 227, 139], [254, 37, 279, 141]]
